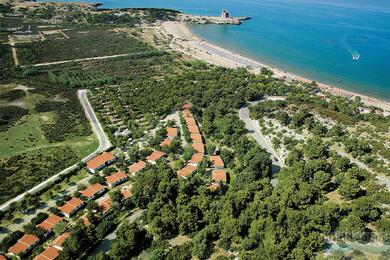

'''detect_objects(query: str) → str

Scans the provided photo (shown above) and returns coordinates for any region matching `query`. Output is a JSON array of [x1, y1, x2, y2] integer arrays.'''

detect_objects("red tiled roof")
[[185, 117, 197, 126], [105, 171, 128, 186], [33, 247, 59, 260], [166, 127, 178, 137], [58, 197, 84, 216], [188, 125, 200, 134], [210, 156, 225, 168], [9, 234, 39, 255], [146, 150, 166, 162], [189, 153, 204, 164], [80, 183, 105, 199], [182, 110, 193, 118], [51, 232, 70, 249], [160, 138, 172, 147], [128, 161, 146, 174], [98, 197, 112, 214], [0, 255, 6, 260], [182, 103, 192, 109], [192, 143, 205, 153], [212, 169, 228, 183], [36, 215, 63, 233], [86, 152, 115, 170], [121, 189, 132, 199], [190, 133, 202, 143], [177, 165, 197, 178]]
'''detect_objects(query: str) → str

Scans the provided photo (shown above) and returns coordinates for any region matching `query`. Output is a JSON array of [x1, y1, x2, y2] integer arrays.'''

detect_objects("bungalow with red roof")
[[210, 155, 225, 169], [146, 150, 166, 164], [8, 234, 39, 256], [58, 197, 84, 218], [36, 214, 63, 235], [166, 127, 178, 139], [192, 143, 205, 154], [177, 165, 197, 179], [86, 152, 116, 173], [212, 169, 229, 184], [160, 138, 172, 147], [80, 183, 106, 201], [51, 232, 70, 251], [188, 125, 200, 134], [33, 247, 59, 260], [121, 189, 132, 200], [182, 103, 192, 110], [105, 171, 129, 188], [190, 133, 203, 143], [185, 117, 197, 126], [0, 255, 6, 260], [98, 197, 112, 216], [128, 161, 146, 175], [189, 153, 204, 166]]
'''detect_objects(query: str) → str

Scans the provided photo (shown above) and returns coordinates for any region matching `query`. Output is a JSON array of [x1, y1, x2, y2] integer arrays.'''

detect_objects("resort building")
[[121, 188, 132, 200], [182, 103, 192, 110], [128, 161, 146, 175], [212, 169, 229, 183], [86, 152, 116, 173], [177, 165, 197, 179], [192, 143, 205, 154], [105, 171, 129, 188], [51, 232, 70, 251], [166, 127, 178, 139], [36, 214, 63, 234], [33, 246, 59, 260], [98, 197, 112, 216], [190, 133, 203, 143], [58, 197, 84, 218], [185, 117, 197, 126], [160, 138, 172, 147], [146, 150, 166, 164], [188, 125, 200, 134], [0, 255, 6, 260], [80, 183, 106, 201], [8, 234, 39, 256], [210, 155, 225, 169], [189, 153, 204, 166]]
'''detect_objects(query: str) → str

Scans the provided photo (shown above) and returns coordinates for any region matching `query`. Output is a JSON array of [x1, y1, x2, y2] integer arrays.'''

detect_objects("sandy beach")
[[161, 21, 390, 113]]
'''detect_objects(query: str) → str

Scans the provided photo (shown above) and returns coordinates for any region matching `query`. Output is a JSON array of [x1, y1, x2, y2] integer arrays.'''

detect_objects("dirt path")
[[8, 35, 18, 66]]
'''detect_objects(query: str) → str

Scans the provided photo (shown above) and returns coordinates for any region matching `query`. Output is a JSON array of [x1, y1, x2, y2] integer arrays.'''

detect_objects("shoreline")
[[161, 21, 390, 112]]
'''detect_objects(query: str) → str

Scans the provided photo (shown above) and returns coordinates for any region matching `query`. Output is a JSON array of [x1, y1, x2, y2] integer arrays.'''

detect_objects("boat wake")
[[342, 34, 360, 61]]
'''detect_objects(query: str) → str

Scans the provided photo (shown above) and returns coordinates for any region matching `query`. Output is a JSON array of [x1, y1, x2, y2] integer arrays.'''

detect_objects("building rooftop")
[[128, 161, 146, 174], [212, 169, 228, 183], [98, 197, 112, 214], [80, 183, 105, 199], [190, 133, 202, 143], [51, 232, 70, 249], [33, 247, 59, 260], [187, 124, 200, 134], [58, 197, 84, 216], [9, 234, 39, 255], [182, 103, 192, 110], [210, 155, 225, 168], [166, 127, 178, 137], [121, 189, 132, 200], [189, 153, 204, 164], [177, 165, 197, 178], [185, 117, 197, 126], [105, 171, 128, 186], [146, 150, 166, 162], [160, 138, 172, 147], [36, 214, 63, 233], [86, 152, 115, 170], [192, 143, 205, 154]]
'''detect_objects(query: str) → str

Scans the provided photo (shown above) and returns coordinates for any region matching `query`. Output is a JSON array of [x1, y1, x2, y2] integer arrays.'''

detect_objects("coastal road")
[[239, 104, 285, 168], [88, 209, 145, 257], [0, 90, 111, 212]]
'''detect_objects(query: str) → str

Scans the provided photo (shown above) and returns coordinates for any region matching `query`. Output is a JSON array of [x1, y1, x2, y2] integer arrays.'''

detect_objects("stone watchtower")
[[221, 10, 230, 18]]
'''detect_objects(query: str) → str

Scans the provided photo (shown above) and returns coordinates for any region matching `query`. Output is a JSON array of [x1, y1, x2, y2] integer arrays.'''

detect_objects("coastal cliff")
[[179, 14, 250, 25]]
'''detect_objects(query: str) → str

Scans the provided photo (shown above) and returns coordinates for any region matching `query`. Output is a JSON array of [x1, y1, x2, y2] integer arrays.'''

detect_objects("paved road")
[[239, 105, 285, 168], [0, 90, 111, 212], [88, 209, 145, 257]]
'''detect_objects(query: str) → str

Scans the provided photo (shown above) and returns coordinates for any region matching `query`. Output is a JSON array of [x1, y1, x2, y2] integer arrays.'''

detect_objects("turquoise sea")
[[53, 0, 390, 100]]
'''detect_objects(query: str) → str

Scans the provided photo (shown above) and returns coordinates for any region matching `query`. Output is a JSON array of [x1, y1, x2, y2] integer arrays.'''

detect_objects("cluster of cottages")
[[3, 152, 132, 260], [177, 104, 229, 189], [2, 103, 230, 259]]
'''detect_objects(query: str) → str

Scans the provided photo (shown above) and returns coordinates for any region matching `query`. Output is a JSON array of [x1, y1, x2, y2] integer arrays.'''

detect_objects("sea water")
[[45, 0, 390, 100]]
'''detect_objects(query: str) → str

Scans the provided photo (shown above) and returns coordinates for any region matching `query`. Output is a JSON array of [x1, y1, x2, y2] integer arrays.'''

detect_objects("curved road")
[[0, 90, 111, 212], [239, 104, 285, 168]]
